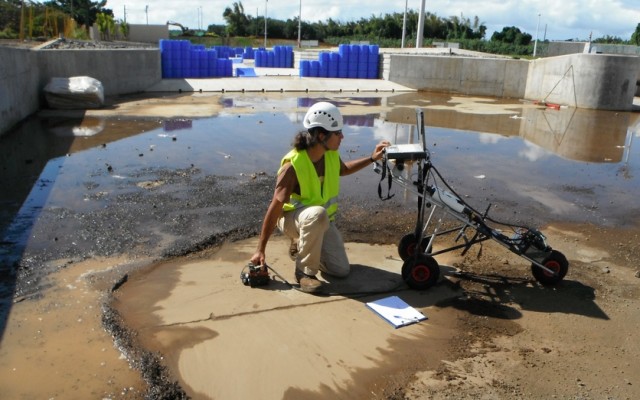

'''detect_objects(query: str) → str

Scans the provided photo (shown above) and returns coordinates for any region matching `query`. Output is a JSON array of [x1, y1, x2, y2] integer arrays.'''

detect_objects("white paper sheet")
[[366, 295, 427, 328]]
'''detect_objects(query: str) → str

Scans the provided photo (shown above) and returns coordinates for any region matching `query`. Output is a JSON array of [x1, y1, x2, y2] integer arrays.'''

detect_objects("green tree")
[[43, 0, 112, 28], [491, 26, 532, 45], [95, 11, 113, 40], [118, 19, 128, 40], [0, 0, 21, 37], [632, 23, 640, 45], [222, 1, 249, 36]]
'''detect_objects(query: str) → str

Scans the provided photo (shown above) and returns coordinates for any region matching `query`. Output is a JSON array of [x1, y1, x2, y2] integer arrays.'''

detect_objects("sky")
[[103, 0, 640, 42]]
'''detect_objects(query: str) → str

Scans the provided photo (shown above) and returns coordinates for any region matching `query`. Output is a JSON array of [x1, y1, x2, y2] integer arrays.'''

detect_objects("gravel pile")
[[39, 38, 158, 50]]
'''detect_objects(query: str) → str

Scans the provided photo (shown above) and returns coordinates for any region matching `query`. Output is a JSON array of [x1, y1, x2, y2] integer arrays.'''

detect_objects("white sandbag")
[[44, 76, 105, 109]]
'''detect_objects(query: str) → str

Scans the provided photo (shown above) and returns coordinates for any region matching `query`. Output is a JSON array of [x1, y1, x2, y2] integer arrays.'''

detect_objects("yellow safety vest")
[[279, 149, 340, 220]]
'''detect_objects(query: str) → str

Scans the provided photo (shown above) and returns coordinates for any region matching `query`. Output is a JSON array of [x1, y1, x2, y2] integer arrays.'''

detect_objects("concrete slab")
[[235, 67, 257, 77], [115, 235, 462, 399], [146, 57, 416, 94], [145, 75, 414, 93]]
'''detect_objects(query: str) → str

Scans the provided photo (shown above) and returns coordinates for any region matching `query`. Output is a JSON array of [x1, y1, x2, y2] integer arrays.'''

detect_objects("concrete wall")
[[2, 45, 640, 137], [524, 53, 640, 110], [385, 54, 529, 98], [89, 24, 169, 44], [1, 47, 162, 137], [36, 49, 161, 96], [546, 41, 589, 57], [0, 47, 41, 136]]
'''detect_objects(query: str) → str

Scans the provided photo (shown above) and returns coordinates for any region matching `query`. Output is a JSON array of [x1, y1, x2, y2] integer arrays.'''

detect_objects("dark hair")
[[292, 127, 328, 150]]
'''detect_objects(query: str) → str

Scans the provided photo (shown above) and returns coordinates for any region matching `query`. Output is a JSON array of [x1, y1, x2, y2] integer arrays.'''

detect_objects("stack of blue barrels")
[[255, 46, 294, 68], [160, 39, 234, 78], [300, 44, 379, 79], [242, 46, 255, 60]]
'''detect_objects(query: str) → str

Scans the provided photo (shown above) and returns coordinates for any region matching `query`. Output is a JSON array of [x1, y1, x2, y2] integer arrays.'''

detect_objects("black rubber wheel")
[[402, 254, 440, 290], [398, 233, 433, 261], [531, 250, 569, 286]]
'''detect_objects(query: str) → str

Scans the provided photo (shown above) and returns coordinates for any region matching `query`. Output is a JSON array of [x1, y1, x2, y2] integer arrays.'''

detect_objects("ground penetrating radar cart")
[[374, 109, 569, 290]]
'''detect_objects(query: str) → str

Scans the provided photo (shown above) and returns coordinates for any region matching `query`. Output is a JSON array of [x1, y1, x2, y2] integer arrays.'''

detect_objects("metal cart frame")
[[374, 109, 569, 290]]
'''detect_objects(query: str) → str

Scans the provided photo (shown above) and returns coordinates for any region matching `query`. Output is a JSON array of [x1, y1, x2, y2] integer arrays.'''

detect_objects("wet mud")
[[1, 91, 639, 398]]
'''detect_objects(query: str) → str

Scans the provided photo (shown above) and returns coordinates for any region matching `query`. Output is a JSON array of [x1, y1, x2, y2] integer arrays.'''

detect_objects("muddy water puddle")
[[1, 91, 639, 397], [2, 91, 639, 293]]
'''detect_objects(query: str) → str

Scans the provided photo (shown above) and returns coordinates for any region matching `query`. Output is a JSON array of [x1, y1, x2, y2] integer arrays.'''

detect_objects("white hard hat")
[[303, 102, 343, 132]]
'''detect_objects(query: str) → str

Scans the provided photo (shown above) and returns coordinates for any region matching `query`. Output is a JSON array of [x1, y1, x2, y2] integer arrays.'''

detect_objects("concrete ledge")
[[386, 54, 529, 99], [145, 76, 414, 93], [36, 49, 161, 96], [525, 53, 640, 110], [0, 47, 40, 136]]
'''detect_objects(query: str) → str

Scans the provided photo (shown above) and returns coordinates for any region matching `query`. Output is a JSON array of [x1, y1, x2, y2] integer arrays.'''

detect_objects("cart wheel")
[[402, 254, 440, 290], [531, 250, 569, 286], [398, 233, 433, 261]]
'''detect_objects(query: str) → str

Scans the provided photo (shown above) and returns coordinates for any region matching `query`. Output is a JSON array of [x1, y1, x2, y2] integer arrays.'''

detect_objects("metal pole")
[[416, 0, 426, 48], [145, 5, 148, 25], [401, 0, 407, 48], [264, 0, 268, 48], [297, 0, 302, 48], [19, 0, 25, 40], [533, 13, 540, 57]]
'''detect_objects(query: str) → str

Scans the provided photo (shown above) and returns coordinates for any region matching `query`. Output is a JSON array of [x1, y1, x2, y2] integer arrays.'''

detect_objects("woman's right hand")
[[250, 251, 265, 267]]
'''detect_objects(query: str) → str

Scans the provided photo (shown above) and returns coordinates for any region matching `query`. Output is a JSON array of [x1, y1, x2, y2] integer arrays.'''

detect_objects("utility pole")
[[19, 0, 25, 40], [416, 0, 425, 48], [145, 5, 149, 25], [123, 5, 127, 23], [297, 0, 302, 48], [401, 0, 408, 48], [533, 13, 541, 57], [264, 0, 268, 48]]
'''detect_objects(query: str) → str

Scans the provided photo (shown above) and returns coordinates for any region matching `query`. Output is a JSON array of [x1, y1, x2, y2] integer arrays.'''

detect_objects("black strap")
[[377, 158, 395, 201]]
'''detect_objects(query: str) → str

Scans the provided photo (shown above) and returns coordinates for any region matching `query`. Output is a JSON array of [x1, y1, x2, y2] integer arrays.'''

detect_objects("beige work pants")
[[277, 205, 350, 277]]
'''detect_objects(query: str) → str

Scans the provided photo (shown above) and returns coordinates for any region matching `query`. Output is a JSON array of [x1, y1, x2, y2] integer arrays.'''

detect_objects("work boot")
[[289, 239, 299, 261], [295, 270, 323, 294]]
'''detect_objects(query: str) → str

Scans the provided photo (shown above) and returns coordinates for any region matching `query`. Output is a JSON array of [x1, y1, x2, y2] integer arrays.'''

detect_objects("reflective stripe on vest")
[[280, 149, 340, 219]]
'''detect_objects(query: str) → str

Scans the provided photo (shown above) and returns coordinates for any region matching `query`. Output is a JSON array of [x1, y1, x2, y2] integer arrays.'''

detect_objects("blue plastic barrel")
[[254, 51, 262, 67], [244, 46, 253, 59], [329, 52, 339, 78], [189, 52, 198, 77], [350, 44, 360, 65], [310, 60, 320, 77], [181, 50, 191, 70], [358, 45, 369, 78], [300, 60, 310, 77], [213, 50, 221, 76], [159, 39, 169, 53], [285, 47, 293, 68], [347, 45, 360, 78], [339, 44, 350, 59], [338, 53, 348, 78], [215, 59, 224, 77], [267, 52, 275, 68], [225, 59, 233, 77], [367, 45, 379, 79], [320, 52, 331, 77]]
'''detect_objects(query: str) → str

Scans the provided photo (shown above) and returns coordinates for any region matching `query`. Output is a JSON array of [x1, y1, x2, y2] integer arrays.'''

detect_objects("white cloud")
[[519, 142, 550, 162], [104, 0, 640, 41]]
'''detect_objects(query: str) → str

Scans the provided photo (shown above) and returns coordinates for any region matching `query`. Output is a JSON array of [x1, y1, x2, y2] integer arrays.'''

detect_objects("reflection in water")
[[164, 119, 193, 132], [519, 107, 630, 163], [1, 91, 639, 241], [383, 93, 638, 164], [1, 91, 639, 342], [49, 117, 106, 138]]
